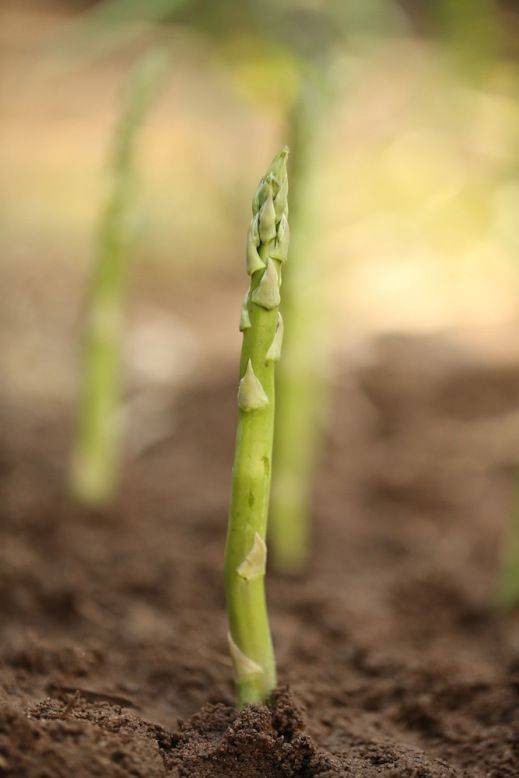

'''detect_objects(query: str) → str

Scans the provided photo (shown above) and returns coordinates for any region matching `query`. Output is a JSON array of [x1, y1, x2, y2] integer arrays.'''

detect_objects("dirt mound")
[[0, 334, 518, 775]]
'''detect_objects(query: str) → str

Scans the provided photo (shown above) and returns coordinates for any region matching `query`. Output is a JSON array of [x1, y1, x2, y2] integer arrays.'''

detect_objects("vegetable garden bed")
[[1, 334, 517, 776]]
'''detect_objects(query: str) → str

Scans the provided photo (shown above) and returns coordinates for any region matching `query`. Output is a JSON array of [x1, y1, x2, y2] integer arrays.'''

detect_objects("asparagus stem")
[[498, 480, 519, 609], [270, 83, 327, 572], [224, 148, 290, 706], [70, 49, 167, 506]]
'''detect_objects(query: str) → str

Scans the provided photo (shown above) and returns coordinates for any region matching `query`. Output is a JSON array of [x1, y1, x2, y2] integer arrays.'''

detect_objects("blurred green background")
[[3, 0, 519, 409]]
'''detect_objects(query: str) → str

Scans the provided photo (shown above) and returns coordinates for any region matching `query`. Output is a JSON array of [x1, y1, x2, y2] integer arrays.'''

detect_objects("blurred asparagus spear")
[[498, 485, 519, 609], [70, 49, 168, 506], [225, 148, 290, 706], [269, 81, 326, 572], [434, 0, 499, 77], [434, 2, 514, 609]]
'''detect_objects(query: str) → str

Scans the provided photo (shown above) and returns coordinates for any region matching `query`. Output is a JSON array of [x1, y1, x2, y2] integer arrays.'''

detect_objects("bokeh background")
[[4, 0, 519, 419], [3, 4, 519, 773]]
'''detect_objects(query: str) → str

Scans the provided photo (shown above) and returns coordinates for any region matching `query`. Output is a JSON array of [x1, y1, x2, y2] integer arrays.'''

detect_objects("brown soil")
[[1, 333, 519, 776]]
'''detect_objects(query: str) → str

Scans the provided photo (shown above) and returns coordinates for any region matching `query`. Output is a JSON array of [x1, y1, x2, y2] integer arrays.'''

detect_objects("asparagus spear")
[[70, 49, 167, 506], [270, 83, 323, 573], [224, 148, 290, 706], [498, 482, 519, 609]]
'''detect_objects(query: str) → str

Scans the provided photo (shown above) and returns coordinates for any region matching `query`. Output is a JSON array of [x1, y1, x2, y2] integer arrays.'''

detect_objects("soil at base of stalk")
[[1, 333, 518, 776]]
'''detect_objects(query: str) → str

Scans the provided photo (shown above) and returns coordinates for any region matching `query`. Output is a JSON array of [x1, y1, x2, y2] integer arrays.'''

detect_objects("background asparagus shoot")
[[498, 483, 519, 609], [70, 50, 167, 506], [270, 82, 325, 573], [224, 148, 290, 706]]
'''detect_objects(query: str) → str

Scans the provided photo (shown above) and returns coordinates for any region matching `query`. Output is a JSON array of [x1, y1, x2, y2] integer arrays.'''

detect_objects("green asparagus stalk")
[[70, 49, 167, 506], [224, 147, 290, 706], [269, 80, 328, 573], [498, 481, 519, 609], [434, 0, 499, 78]]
